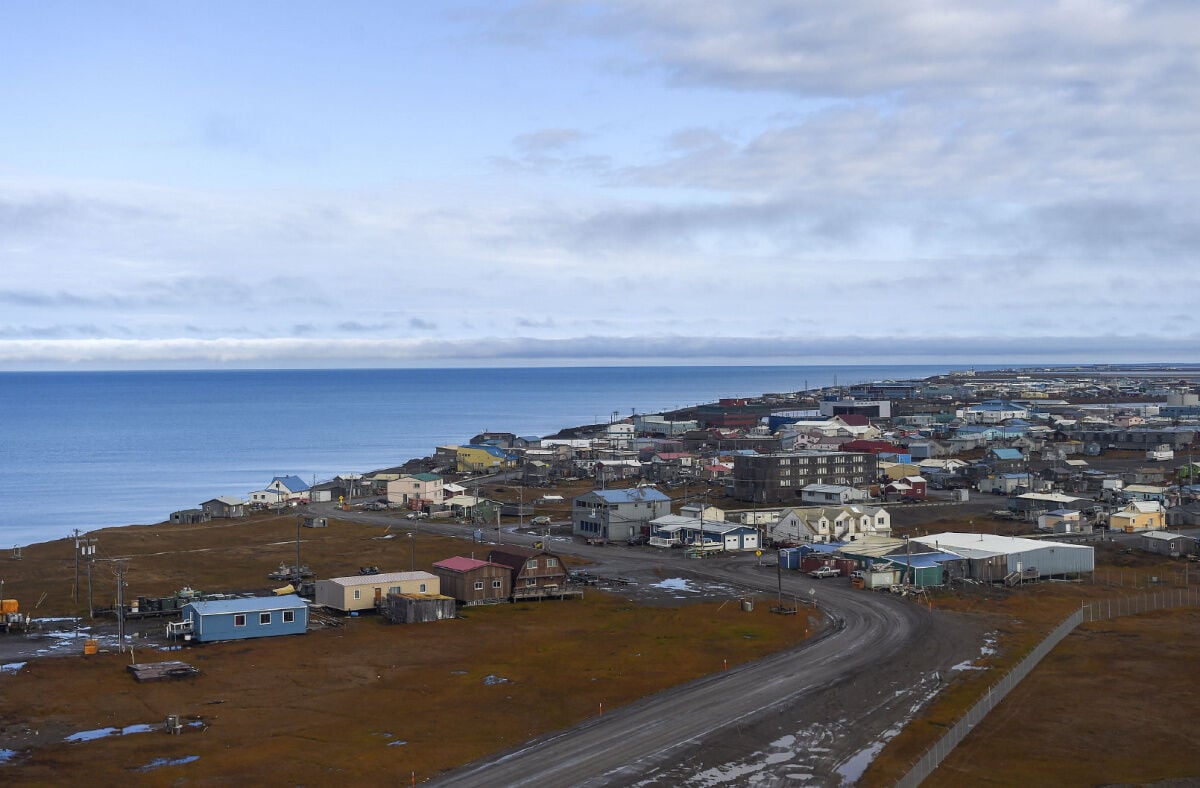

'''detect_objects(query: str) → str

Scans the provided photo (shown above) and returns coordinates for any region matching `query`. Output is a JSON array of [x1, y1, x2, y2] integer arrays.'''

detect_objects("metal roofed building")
[[913, 532, 1094, 581], [572, 486, 672, 542], [179, 594, 308, 643], [314, 572, 440, 613]]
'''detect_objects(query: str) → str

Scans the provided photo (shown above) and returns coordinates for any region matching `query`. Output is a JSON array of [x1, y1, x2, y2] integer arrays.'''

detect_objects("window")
[[259, 612, 272, 625], [419, 583, 427, 593], [474, 581, 484, 590], [526, 559, 538, 570], [234, 614, 246, 628], [389, 586, 401, 595], [492, 579, 503, 589], [283, 610, 295, 624], [353, 589, 361, 600], [526, 578, 537, 587], [545, 558, 558, 567]]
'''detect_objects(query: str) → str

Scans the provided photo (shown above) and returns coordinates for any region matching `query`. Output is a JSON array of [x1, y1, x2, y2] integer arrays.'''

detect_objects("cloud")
[[1, 334, 1198, 370], [408, 318, 438, 331]]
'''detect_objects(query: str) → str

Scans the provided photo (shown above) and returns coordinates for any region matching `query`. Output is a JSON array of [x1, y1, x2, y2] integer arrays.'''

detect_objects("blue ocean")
[[0, 364, 964, 547]]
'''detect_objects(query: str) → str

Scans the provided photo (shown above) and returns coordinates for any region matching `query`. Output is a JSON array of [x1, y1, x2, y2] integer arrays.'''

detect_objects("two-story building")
[[487, 546, 571, 600], [386, 473, 444, 509], [768, 505, 892, 545], [572, 486, 672, 543]]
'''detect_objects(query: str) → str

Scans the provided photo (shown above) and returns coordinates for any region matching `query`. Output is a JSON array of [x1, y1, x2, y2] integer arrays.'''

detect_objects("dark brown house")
[[431, 556, 512, 606], [487, 545, 572, 600]]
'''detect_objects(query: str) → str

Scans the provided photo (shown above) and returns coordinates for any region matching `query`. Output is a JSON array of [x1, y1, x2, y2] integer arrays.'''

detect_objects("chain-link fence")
[[898, 587, 1199, 787]]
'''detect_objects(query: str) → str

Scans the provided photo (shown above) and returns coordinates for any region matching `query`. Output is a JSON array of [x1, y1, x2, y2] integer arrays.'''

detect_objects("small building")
[[432, 556, 512, 606], [380, 594, 457, 624], [201, 496, 246, 519], [386, 473, 444, 509], [572, 486, 672, 542], [800, 484, 868, 506], [169, 509, 209, 525], [314, 571, 440, 613], [1140, 531, 1196, 557], [913, 532, 1094, 581], [179, 594, 308, 643], [1037, 509, 1084, 534], [648, 516, 760, 551]]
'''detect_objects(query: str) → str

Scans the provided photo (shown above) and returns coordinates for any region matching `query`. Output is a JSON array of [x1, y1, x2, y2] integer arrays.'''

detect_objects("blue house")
[[180, 594, 308, 643]]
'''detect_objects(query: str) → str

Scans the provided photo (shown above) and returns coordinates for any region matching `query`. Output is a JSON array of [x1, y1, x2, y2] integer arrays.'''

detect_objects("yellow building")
[[1109, 501, 1165, 533], [455, 445, 517, 474]]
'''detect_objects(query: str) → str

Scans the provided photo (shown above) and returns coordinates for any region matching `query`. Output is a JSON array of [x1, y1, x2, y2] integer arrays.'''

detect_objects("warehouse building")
[[913, 532, 1094, 582]]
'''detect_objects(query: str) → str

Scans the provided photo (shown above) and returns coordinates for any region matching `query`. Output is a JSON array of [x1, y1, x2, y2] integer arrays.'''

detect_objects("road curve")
[[431, 559, 929, 787]]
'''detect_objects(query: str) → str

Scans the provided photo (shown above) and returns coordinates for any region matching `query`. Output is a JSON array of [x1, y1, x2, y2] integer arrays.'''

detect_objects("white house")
[[800, 484, 868, 506], [249, 475, 311, 506], [768, 505, 891, 545]]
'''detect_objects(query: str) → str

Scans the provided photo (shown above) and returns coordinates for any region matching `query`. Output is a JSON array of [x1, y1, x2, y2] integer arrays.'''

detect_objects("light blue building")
[[180, 594, 308, 643]]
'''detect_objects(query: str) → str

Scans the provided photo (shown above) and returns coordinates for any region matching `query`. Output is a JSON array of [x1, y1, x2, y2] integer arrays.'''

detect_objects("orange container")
[[83, 639, 99, 655], [0, 599, 17, 614]]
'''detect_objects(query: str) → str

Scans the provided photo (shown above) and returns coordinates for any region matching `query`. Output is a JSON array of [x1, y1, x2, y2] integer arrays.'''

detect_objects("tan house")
[[432, 556, 512, 606], [1109, 501, 1165, 533], [314, 571, 440, 613], [386, 473, 443, 508], [768, 505, 892, 545]]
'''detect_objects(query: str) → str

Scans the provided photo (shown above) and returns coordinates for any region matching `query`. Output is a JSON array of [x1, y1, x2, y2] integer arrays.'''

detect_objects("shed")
[[180, 594, 308, 643], [314, 572, 440, 613], [380, 594, 457, 624]]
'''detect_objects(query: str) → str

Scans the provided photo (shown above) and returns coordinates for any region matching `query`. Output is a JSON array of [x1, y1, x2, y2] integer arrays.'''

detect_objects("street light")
[[407, 532, 415, 572]]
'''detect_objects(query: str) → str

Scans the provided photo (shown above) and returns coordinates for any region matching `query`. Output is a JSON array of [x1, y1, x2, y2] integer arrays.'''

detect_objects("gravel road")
[[321, 503, 990, 787]]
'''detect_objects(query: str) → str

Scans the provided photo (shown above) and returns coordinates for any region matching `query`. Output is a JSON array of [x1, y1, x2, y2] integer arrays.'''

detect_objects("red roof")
[[433, 556, 501, 573], [837, 414, 871, 426]]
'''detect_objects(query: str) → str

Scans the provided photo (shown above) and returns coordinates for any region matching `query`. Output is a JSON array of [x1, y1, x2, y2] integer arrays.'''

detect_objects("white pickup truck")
[[808, 566, 841, 579]]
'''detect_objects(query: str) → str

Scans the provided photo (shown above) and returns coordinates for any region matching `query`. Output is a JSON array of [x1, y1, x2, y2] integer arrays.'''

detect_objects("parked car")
[[809, 566, 840, 579], [531, 516, 552, 526]]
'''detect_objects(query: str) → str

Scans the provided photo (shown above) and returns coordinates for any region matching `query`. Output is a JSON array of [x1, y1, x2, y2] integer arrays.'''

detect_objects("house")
[[768, 505, 892, 545], [1037, 509, 1084, 534], [962, 400, 1030, 424], [1122, 484, 1169, 504], [1139, 531, 1196, 557], [1109, 501, 1165, 533], [487, 546, 572, 600], [379, 594, 457, 624], [986, 448, 1026, 472], [432, 556, 512, 606], [178, 594, 308, 643], [201, 496, 246, 519], [800, 484, 868, 506], [648, 515, 760, 551], [313, 571, 440, 613], [249, 475, 311, 506], [455, 445, 517, 474], [572, 487, 672, 542], [386, 473, 443, 509], [883, 476, 927, 501]]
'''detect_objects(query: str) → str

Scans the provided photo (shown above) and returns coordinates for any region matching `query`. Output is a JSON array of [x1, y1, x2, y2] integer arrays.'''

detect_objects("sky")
[[1, 1, 1198, 369]]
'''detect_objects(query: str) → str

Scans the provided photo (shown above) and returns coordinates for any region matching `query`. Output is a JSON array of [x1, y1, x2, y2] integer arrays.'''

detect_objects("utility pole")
[[79, 537, 98, 618], [114, 560, 127, 653], [73, 529, 81, 603]]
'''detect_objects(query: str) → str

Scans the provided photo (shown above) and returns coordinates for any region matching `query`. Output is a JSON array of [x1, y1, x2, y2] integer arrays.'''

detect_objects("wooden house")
[[432, 556, 512, 606], [487, 546, 570, 600]]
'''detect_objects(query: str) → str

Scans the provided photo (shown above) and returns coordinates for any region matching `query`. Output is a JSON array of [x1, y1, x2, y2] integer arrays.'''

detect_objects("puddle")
[[1, 662, 27, 674], [0, 748, 19, 764], [136, 755, 199, 772], [65, 722, 158, 743], [652, 578, 698, 592], [387, 740, 409, 747], [483, 674, 510, 685]]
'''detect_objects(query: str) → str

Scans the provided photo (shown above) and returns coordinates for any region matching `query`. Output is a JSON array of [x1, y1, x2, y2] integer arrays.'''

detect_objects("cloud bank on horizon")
[[2, 1, 1197, 369]]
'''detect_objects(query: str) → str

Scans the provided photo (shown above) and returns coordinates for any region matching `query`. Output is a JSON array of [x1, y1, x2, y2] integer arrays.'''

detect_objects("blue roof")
[[467, 445, 514, 459], [185, 594, 307, 615], [590, 487, 670, 504], [990, 449, 1024, 460], [272, 475, 310, 492], [886, 552, 960, 568]]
